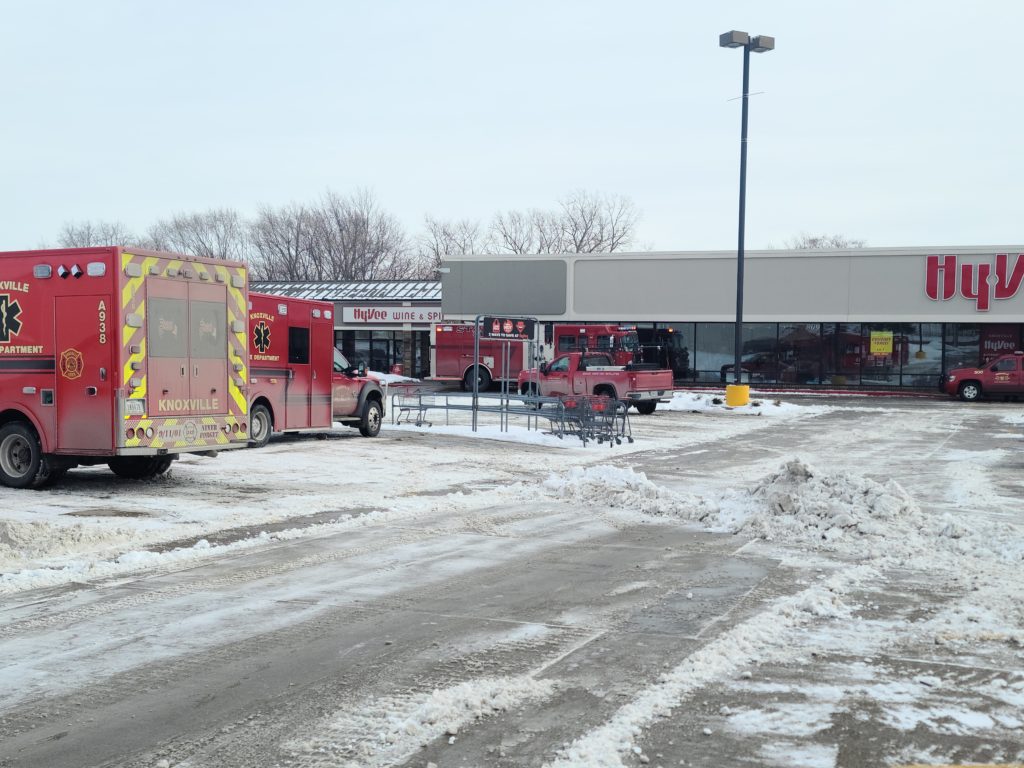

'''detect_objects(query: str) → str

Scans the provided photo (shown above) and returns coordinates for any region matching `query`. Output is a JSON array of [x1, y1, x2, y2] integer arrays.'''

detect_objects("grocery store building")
[[252, 280, 441, 377], [439, 246, 1024, 389]]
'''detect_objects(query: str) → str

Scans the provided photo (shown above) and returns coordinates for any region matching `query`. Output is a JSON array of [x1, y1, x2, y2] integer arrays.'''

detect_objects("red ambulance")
[[0, 247, 250, 488], [247, 293, 386, 447]]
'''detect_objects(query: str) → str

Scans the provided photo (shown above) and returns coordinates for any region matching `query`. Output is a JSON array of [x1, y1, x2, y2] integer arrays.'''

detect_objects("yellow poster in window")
[[870, 331, 894, 355]]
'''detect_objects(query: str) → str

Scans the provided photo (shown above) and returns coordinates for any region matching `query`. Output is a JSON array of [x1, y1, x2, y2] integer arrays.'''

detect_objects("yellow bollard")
[[725, 384, 750, 407]]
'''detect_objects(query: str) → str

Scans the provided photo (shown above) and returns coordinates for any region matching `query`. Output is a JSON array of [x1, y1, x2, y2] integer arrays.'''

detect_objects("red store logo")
[[925, 253, 1024, 312]]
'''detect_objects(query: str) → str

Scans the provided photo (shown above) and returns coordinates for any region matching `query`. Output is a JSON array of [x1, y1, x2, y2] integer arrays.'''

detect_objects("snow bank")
[[542, 465, 713, 518], [286, 675, 555, 767], [735, 459, 1024, 566], [660, 392, 818, 416], [0, 518, 140, 571]]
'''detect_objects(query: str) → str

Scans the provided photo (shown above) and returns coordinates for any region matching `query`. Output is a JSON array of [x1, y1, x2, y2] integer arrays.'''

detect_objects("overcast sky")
[[2, 1, 1021, 253]]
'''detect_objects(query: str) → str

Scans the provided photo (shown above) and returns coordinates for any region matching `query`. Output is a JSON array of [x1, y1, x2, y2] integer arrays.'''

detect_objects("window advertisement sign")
[[480, 316, 535, 341], [869, 331, 894, 355], [980, 324, 1020, 362]]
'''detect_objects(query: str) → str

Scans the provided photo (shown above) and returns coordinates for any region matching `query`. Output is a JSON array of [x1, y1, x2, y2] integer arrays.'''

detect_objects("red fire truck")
[[431, 322, 642, 390], [0, 246, 250, 488], [247, 292, 386, 447]]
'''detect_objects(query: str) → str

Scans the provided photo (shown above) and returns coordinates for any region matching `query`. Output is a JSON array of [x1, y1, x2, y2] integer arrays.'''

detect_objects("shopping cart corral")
[[550, 394, 633, 446], [388, 387, 635, 447]]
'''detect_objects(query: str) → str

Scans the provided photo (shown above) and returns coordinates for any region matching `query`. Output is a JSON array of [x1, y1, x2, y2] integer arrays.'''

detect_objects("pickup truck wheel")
[[0, 422, 43, 489], [594, 385, 617, 400], [520, 384, 542, 409], [634, 401, 657, 415], [958, 381, 982, 402], [463, 366, 491, 392], [249, 404, 273, 448], [359, 399, 383, 437]]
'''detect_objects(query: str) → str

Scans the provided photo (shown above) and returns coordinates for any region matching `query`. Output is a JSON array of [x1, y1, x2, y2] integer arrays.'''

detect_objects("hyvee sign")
[[343, 306, 442, 324], [926, 253, 1024, 311]]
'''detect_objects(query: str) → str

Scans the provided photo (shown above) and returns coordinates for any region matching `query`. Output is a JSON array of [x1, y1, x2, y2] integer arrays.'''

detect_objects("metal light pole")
[[719, 30, 774, 404]]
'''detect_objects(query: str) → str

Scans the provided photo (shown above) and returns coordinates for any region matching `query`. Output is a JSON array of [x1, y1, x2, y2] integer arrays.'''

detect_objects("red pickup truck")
[[943, 351, 1024, 401], [517, 352, 673, 414]]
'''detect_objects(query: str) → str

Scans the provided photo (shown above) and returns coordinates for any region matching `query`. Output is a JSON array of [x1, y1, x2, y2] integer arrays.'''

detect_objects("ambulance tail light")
[[126, 428, 136, 439]]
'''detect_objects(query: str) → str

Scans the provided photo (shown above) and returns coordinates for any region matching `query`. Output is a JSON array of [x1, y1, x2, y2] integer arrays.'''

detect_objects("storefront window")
[[860, 324, 904, 386], [902, 323, 942, 387], [694, 323, 735, 383], [778, 323, 822, 384], [944, 324, 980, 370], [738, 323, 779, 383], [638, 324, 694, 379], [823, 323, 861, 385]]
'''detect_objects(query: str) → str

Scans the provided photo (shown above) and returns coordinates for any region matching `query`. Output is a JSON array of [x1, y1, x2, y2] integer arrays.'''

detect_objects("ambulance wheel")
[[0, 422, 43, 489], [108, 456, 164, 479], [249, 404, 273, 448], [463, 366, 491, 392], [634, 401, 657, 415], [958, 381, 982, 402], [359, 399, 383, 437]]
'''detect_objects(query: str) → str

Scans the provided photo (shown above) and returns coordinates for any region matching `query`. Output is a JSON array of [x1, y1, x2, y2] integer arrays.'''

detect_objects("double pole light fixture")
[[719, 30, 774, 406]]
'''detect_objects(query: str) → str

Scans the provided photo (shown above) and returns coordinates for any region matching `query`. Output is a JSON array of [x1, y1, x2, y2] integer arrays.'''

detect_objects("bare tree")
[[147, 208, 250, 261], [785, 233, 866, 249], [56, 220, 140, 248], [558, 190, 639, 253], [416, 216, 487, 275], [489, 210, 539, 254], [488, 191, 640, 254], [306, 190, 411, 281], [248, 204, 312, 281]]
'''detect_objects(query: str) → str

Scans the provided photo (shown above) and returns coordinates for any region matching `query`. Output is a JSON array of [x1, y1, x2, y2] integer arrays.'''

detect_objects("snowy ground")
[[0, 393, 1022, 767]]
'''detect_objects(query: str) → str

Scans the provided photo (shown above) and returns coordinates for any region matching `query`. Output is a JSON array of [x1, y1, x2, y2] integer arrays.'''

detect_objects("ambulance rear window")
[[288, 327, 310, 364], [190, 301, 227, 359], [148, 298, 188, 358]]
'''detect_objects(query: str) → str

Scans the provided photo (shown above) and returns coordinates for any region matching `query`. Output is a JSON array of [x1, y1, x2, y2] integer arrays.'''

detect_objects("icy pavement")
[[0, 396, 1022, 767]]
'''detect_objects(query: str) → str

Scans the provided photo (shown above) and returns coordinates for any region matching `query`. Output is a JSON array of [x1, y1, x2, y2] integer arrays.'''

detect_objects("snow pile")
[[742, 459, 924, 553], [734, 459, 1024, 566], [542, 465, 712, 517], [287, 675, 555, 767], [0, 518, 139, 570], [660, 392, 816, 416]]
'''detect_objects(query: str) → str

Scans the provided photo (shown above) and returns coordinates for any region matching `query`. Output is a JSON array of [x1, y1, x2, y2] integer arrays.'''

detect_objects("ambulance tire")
[[359, 399, 383, 437], [634, 401, 657, 415], [0, 422, 43, 490], [108, 456, 166, 480], [249, 404, 273, 448], [958, 381, 982, 402]]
